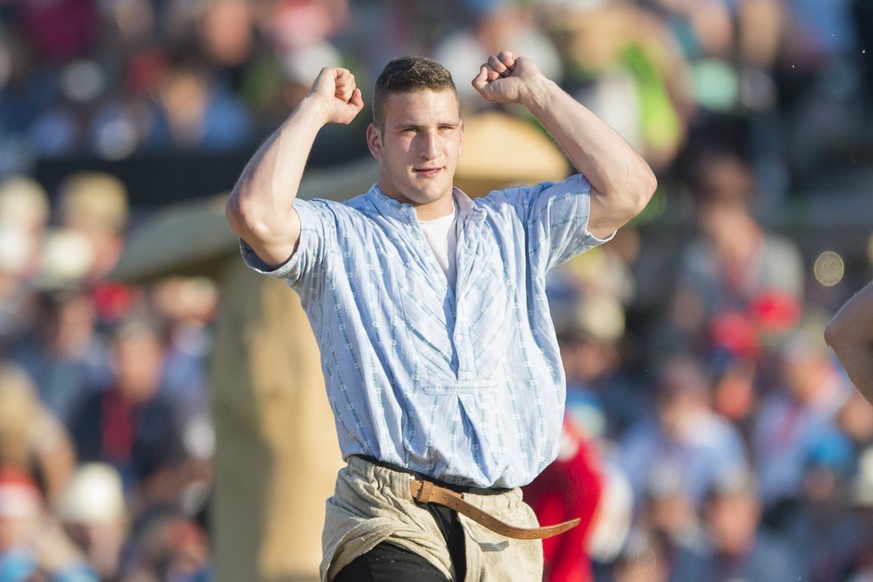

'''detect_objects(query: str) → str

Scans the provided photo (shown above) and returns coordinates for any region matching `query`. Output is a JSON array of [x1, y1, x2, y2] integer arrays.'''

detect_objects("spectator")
[[679, 471, 805, 581], [0, 468, 97, 580], [55, 463, 129, 580], [639, 0, 785, 116], [54, 171, 140, 330], [610, 527, 670, 582], [65, 315, 188, 493], [616, 353, 749, 511], [15, 0, 98, 63], [750, 324, 853, 525], [773, 0, 862, 181], [788, 429, 858, 579], [537, 0, 694, 173], [552, 279, 619, 427], [433, 0, 564, 113], [144, 42, 255, 153], [195, 0, 257, 74], [118, 507, 211, 582], [547, 272, 646, 442], [0, 175, 49, 277], [664, 145, 804, 355], [148, 276, 218, 423], [12, 283, 110, 424], [636, 465, 710, 579], [819, 444, 873, 580], [0, 175, 49, 355], [585, 461, 634, 573], [523, 416, 604, 582], [55, 171, 130, 282], [0, 362, 77, 505]]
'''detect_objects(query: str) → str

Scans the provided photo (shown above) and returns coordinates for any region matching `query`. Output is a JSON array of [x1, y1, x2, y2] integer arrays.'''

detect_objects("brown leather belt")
[[409, 478, 580, 540]]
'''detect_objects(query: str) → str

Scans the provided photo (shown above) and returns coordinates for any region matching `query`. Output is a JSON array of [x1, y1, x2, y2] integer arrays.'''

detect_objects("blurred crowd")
[[1, 0, 872, 580]]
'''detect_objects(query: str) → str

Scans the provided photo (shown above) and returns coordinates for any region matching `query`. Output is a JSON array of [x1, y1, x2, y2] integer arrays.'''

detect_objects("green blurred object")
[[692, 58, 739, 112]]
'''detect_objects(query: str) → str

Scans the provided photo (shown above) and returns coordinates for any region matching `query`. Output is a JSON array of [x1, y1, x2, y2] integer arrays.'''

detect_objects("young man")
[[226, 51, 656, 581]]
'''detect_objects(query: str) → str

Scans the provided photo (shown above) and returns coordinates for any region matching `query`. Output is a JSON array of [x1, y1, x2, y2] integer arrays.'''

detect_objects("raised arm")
[[472, 51, 657, 239], [825, 281, 873, 403], [226, 67, 364, 267]]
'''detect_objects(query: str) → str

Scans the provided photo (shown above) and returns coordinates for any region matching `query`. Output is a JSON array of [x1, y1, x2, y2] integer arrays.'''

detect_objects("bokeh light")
[[813, 250, 845, 287]]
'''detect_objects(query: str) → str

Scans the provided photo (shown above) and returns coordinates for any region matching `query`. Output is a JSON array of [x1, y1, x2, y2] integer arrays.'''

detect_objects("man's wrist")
[[519, 75, 559, 113], [295, 93, 335, 126]]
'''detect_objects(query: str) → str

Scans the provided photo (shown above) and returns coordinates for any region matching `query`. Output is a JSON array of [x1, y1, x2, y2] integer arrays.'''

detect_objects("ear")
[[366, 123, 382, 160]]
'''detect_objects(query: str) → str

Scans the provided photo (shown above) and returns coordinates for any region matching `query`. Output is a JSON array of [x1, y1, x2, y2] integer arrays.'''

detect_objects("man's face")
[[367, 89, 463, 220]]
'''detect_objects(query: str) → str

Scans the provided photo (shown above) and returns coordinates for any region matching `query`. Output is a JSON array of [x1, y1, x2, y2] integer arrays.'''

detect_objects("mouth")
[[413, 166, 443, 178]]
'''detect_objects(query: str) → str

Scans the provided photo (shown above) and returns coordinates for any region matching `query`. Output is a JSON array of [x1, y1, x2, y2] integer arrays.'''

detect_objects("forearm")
[[519, 76, 656, 237], [226, 95, 331, 264], [825, 281, 873, 402]]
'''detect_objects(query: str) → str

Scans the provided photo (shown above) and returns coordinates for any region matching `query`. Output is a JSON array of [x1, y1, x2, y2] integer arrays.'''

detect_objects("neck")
[[715, 218, 761, 261], [415, 195, 455, 221]]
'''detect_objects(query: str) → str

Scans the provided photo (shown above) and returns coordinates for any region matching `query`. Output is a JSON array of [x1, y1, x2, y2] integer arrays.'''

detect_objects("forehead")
[[381, 89, 460, 125]]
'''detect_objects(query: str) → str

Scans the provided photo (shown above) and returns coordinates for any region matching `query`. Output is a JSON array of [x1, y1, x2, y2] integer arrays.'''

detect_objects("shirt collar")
[[365, 184, 477, 223]]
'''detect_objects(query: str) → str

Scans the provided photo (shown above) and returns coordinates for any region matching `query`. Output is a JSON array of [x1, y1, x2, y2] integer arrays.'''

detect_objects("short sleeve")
[[238, 199, 327, 284]]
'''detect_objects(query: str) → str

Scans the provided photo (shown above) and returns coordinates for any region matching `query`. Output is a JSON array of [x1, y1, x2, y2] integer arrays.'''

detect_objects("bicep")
[[234, 206, 302, 269]]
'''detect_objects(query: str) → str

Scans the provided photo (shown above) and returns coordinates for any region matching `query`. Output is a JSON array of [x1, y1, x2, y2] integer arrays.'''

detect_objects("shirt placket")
[[452, 205, 486, 382]]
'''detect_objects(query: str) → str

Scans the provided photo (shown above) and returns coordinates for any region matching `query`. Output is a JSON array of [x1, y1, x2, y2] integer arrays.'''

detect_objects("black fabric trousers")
[[333, 503, 467, 581]]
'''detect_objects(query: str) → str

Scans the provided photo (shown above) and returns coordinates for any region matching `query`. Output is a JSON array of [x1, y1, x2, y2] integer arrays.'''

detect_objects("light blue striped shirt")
[[241, 174, 610, 488]]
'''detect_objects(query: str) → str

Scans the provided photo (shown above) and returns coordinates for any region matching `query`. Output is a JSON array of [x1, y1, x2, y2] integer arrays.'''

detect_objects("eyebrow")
[[391, 120, 461, 131]]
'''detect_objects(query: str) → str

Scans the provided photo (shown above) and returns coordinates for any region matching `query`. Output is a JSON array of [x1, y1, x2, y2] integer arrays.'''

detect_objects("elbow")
[[588, 167, 658, 239], [632, 166, 658, 217], [619, 164, 658, 222], [225, 192, 247, 237], [225, 189, 266, 242]]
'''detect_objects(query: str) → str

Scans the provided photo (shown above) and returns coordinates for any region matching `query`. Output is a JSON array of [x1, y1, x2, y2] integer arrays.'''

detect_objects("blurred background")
[[0, 0, 872, 581]]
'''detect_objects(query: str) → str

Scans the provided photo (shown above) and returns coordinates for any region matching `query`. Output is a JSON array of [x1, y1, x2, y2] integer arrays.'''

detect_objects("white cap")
[[56, 463, 126, 524], [33, 228, 96, 289]]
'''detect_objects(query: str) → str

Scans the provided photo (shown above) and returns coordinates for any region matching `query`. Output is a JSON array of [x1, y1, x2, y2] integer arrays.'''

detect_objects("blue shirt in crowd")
[[241, 174, 609, 488]]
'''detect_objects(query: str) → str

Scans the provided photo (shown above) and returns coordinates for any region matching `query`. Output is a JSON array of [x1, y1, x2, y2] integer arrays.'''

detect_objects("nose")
[[419, 130, 439, 160]]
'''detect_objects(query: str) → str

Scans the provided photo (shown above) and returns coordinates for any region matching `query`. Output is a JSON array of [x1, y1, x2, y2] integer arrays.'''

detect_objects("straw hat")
[[455, 111, 570, 196]]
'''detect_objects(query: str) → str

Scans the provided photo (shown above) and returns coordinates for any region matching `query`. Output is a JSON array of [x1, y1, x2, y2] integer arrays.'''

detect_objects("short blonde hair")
[[57, 171, 129, 232]]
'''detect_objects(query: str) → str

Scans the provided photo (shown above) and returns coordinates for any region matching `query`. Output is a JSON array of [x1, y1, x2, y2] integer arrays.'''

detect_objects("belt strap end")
[[409, 478, 580, 540]]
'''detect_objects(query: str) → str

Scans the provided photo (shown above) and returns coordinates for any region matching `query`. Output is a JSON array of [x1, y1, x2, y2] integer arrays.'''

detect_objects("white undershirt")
[[418, 203, 458, 288]]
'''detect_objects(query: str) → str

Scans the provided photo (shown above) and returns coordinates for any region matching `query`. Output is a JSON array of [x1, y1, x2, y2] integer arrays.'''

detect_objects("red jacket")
[[523, 417, 604, 582]]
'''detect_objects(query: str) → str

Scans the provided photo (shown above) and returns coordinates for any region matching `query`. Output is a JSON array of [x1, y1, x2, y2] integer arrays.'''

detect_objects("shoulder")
[[296, 190, 383, 223], [480, 175, 590, 203], [471, 175, 592, 222]]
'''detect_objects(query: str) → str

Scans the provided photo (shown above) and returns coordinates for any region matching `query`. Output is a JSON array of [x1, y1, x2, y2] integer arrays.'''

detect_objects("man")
[[665, 146, 804, 355], [826, 280, 873, 402], [225, 50, 656, 581]]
